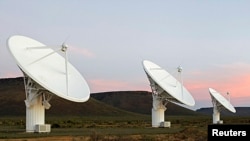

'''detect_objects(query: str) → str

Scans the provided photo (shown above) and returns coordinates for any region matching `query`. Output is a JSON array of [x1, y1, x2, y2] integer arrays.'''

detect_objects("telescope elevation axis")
[[209, 88, 236, 124], [142, 60, 195, 128], [7, 35, 90, 132]]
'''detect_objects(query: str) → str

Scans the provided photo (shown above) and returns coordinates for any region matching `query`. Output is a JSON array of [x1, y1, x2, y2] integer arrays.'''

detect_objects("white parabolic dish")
[[142, 60, 195, 106], [7, 35, 90, 102], [209, 88, 236, 113]]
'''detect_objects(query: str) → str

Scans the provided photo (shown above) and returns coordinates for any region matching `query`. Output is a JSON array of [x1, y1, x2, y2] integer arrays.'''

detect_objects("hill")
[[2, 77, 249, 117], [196, 107, 250, 117], [0, 77, 199, 116], [0, 77, 142, 117], [91, 91, 199, 116]]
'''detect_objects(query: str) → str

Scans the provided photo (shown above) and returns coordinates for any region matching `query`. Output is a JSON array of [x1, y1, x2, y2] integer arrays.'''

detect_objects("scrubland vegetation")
[[0, 115, 249, 141]]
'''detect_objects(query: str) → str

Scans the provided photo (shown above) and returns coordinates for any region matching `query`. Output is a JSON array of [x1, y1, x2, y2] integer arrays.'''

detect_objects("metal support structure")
[[23, 73, 53, 132], [146, 74, 169, 127], [211, 97, 223, 124]]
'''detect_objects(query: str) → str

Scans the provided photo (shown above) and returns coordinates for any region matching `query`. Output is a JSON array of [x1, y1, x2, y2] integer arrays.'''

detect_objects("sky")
[[1, 0, 250, 111]]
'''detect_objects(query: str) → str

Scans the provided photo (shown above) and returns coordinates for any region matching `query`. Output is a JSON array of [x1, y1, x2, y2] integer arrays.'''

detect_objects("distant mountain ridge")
[[0, 77, 250, 117], [196, 107, 250, 117], [91, 91, 200, 116], [0, 77, 143, 116]]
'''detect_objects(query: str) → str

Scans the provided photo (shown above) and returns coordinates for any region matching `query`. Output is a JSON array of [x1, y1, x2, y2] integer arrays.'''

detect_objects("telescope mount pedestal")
[[148, 75, 170, 128], [23, 73, 53, 132]]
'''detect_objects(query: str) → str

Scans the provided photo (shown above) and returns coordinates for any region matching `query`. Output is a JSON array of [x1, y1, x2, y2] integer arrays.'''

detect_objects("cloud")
[[0, 71, 22, 78], [184, 62, 250, 106], [88, 78, 150, 93], [69, 46, 95, 58]]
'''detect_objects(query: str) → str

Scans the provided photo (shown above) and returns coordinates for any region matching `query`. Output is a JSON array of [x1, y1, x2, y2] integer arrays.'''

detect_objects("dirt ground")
[[0, 136, 89, 141], [0, 133, 205, 141]]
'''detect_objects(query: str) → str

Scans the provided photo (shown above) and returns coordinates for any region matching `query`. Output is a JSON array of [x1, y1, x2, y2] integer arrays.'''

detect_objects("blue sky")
[[1, 0, 250, 110]]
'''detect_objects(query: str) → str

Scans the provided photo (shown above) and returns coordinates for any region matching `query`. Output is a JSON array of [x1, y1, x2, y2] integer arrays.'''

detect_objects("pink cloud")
[[184, 62, 250, 106], [88, 62, 250, 108], [69, 46, 95, 58], [89, 78, 150, 93], [1, 71, 22, 78]]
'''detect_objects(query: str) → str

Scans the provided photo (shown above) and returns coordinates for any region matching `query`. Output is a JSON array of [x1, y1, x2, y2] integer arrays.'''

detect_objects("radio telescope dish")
[[142, 60, 195, 128], [208, 88, 236, 124], [7, 35, 90, 132]]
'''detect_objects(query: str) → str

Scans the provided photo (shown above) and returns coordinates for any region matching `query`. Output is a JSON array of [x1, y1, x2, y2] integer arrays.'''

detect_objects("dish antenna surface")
[[7, 35, 90, 132], [142, 60, 195, 128], [208, 88, 236, 124]]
